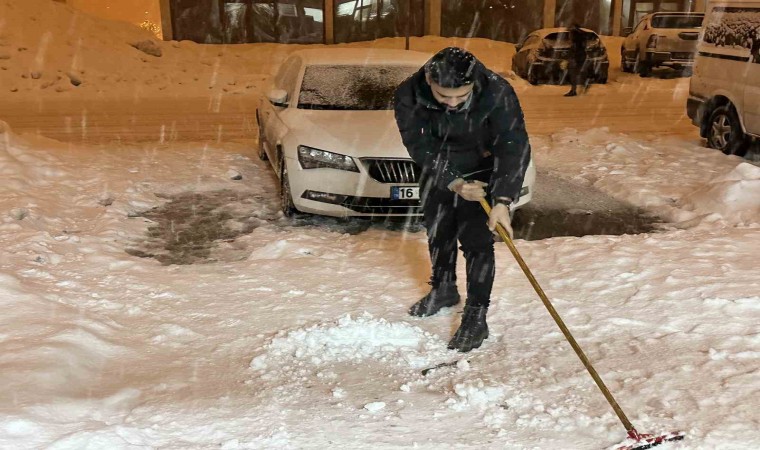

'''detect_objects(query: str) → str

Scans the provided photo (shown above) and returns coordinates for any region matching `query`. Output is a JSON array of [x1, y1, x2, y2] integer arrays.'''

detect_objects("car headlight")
[[297, 145, 359, 172]]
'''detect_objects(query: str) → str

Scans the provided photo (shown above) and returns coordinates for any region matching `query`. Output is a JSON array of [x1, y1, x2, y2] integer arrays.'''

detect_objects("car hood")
[[281, 110, 408, 158]]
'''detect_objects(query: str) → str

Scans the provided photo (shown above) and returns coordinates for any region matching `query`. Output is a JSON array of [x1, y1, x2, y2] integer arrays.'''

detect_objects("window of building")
[[334, 0, 423, 43]]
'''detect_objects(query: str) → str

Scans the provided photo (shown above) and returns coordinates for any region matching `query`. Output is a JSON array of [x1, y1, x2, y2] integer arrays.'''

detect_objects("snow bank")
[[681, 162, 760, 226], [250, 312, 448, 372], [534, 128, 760, 227], [0, 0, 271, 98], [0, 0, 524, 101]]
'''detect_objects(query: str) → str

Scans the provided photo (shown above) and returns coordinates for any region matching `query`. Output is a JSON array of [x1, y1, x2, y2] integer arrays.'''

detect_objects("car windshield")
[[298, 64, 417, 110], [651, 15, 704, 29]]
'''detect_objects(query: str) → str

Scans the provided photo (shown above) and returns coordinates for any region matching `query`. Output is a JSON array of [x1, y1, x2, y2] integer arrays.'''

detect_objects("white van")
[[687, 0, 760, 156]]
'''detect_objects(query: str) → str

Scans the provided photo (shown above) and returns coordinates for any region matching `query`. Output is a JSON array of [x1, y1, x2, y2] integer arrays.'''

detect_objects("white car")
[[256, 48, 536, 218], [621, 12, 704, 76]]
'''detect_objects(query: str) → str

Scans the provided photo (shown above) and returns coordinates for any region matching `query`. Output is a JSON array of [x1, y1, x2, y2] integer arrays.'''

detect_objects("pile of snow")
[[534, 128, 760, 227], [0, 0, 526, 101], [250, 313, 448, 372], [446, 379, 506, 411], [681, 162, 760, 225], [0, 0, 273, 97]]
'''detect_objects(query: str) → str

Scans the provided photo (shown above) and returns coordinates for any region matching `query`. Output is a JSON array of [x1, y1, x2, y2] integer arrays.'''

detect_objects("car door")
[[624, 17, 647, 59], [513, 34, 533, 73], [259, 55, 302, 172]]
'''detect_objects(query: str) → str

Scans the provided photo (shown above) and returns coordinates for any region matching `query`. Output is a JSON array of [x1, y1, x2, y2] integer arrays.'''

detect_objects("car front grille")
[[341, 196, 422, 215], [362, 158, 421, 184], [671, 52, 695, 60]]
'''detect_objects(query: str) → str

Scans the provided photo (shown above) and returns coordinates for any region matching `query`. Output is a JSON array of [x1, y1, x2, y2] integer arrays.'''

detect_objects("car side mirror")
[[268, 89, 288, 107], [622, 27, 632, 37]]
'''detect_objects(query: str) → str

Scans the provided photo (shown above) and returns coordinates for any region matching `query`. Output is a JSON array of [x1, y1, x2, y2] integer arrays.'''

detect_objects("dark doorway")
[[441, 0, 543, 44]]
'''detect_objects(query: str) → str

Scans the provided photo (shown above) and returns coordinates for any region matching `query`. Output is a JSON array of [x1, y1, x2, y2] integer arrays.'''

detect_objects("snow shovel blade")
[[614, 430, 685, 450]]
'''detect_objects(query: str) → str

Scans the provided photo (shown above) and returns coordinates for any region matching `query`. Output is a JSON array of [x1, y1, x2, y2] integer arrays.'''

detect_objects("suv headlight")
[[297, 145, 359, 172]]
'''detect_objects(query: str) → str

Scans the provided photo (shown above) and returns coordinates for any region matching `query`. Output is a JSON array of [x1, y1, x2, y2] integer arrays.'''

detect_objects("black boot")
[[564, 90, 577, 97], [448, 305, 489, 352], [409, 282, 460, 317]]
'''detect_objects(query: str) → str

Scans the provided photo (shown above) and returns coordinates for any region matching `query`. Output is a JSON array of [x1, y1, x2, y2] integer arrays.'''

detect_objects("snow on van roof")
[[290, 48, 432, 66]]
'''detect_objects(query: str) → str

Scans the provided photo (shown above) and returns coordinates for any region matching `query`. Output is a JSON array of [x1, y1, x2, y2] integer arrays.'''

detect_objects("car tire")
[[707, 105, 750, 157], [258, 131, 268, 161], [256, 114, 268, 161], [621, 50, 632, 73], [597, 69, 608, 84], [280, 161, 297, 217], [636, 54, 652, 77], [527, 65, 539, 85]]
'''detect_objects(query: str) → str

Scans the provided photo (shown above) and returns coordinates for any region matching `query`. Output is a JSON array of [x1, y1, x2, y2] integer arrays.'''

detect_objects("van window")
[[651, 14, 704, 29], [703, 7, 760, 52]]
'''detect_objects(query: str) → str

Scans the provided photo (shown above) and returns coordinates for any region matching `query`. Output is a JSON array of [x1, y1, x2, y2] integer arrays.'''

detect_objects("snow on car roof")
[[649, 11, 704, 16], [290, 48, 432, 66], [534, 27, 599, 37]]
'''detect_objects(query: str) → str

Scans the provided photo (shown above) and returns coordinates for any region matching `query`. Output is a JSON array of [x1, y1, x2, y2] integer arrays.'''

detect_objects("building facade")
[[62, 0, 708, 44]]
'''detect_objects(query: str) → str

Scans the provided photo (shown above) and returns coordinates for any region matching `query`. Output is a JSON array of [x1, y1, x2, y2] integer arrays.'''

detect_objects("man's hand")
[[488, 203, 513, 239], [450, 179, 488, 202]]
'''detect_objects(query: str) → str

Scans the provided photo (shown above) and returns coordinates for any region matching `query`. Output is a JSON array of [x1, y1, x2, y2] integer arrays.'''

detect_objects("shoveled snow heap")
[[681, 162, 760, 225], [250, 313, 449, 372], [533, 128, 760, 227]]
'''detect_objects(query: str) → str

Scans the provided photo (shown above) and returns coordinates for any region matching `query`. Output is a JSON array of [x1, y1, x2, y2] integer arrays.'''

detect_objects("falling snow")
[[0, 0, 759, 449]]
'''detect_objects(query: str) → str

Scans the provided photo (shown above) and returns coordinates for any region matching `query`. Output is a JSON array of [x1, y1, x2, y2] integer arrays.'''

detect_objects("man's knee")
[[460, 240, 494, 258]]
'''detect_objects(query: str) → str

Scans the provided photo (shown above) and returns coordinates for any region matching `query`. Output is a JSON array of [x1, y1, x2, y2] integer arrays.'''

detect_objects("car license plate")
[[391, 186, 419, 200]]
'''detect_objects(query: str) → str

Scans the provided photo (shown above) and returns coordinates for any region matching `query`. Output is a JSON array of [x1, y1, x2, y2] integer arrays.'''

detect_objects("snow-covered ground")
[[1, 1, 759, 449]]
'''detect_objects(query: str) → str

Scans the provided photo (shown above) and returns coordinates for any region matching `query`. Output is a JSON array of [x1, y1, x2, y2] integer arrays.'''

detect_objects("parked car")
[[687, 0, 760, 156], [256, 48, 537, 217], [511, 27, 609, 85], [621, 12, 704, 76]]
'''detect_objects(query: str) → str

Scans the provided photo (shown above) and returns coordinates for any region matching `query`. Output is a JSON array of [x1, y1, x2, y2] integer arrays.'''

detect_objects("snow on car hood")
[[281, 110, 408, 159]]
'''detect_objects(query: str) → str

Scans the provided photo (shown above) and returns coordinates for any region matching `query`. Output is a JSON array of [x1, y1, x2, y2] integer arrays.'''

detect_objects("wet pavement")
[[512, 170, 661, 240], [125, 170, 662, 265]]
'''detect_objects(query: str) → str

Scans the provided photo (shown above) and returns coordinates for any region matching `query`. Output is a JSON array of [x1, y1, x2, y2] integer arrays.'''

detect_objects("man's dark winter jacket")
[[569, 28, 594, 62], [393, 62, 531, 202]]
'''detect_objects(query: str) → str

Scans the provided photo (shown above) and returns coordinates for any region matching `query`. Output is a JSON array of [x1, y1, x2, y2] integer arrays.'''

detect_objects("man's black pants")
[[568, 58, 589, 92], [422, 187, 495, 308]]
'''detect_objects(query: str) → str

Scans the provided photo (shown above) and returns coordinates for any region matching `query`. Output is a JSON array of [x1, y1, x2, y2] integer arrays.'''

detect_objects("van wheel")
[[707, 105, 750, 157], [280, 162, 296, 217]]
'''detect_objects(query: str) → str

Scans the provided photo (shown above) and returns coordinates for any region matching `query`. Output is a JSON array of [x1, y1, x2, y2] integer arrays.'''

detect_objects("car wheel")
[[636, 54, 652, 77], [257, 124, 268, 161], [280, 161, 296, 217], [621, 50, 631, 73], [527, 65, 539, 85], [597, 69, 608, 84], [707, 105, 750, 157]]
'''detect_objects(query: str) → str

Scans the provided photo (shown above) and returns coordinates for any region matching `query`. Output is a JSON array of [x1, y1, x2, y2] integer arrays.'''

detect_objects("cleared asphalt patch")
[[125, 171, 662, 265]]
